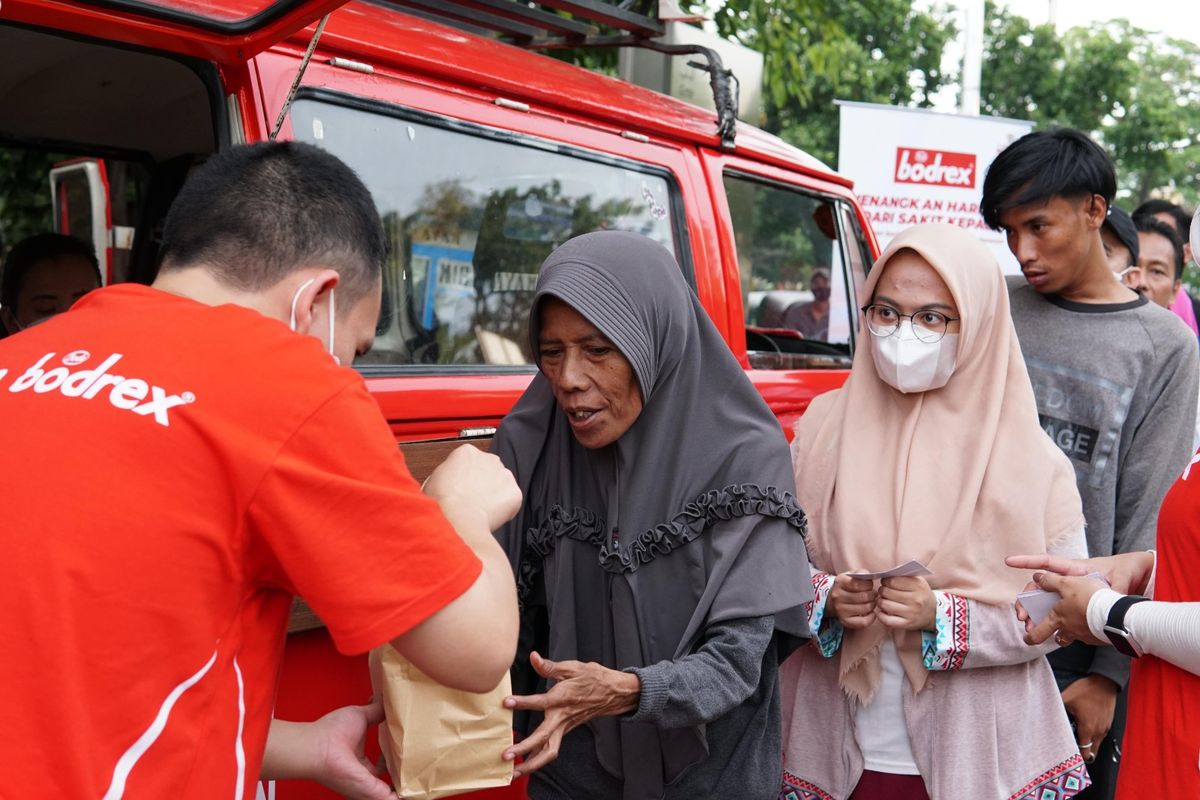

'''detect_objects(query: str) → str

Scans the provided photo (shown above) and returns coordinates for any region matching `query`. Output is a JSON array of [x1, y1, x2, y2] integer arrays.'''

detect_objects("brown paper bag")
[[368, 643, 514, 799]]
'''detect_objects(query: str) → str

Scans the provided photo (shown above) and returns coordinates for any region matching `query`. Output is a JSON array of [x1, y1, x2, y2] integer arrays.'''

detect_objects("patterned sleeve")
[[922, 591, 970, 671], [807, 571, 843, 658], [922, 591, 1057, 670]]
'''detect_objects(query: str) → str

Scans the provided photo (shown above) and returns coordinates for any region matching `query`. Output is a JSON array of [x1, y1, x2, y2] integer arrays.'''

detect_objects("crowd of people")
[[1, 128, 1198, 800]]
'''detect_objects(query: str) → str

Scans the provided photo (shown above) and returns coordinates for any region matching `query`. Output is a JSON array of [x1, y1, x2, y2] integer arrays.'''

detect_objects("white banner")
[[837, 101, 1034, 273]]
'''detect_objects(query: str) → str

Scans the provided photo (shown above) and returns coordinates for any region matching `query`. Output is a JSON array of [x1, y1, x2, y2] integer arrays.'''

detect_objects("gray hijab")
[[492, 230, 813, 800]]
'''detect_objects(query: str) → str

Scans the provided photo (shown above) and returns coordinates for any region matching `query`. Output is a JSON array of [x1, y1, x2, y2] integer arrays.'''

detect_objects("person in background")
[[981, 128, 1199, 799], [492, 230, 814, 800], [1136, 198, 1194, 268], [1132, 213, 1200, 452], [0, 142, 522, 800], [1098, 207, 1141, 289], [1132, 214, 1184, 310], [1135, 198, 1198, 333], [0, 232, 101, 336], [756, 287, 792, 328], [780, 223, 1089, 800], [781, 267, 832, 340]]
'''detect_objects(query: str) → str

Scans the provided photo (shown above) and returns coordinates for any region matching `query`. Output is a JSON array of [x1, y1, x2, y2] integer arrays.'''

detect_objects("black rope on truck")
[[526, 35, 740, 150], [637, 42, 738, 150], [687, 51, 738, 150]]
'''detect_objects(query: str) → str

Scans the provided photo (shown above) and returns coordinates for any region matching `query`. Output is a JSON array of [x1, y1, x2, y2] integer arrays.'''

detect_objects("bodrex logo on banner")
[[894, 148, 976, 189]]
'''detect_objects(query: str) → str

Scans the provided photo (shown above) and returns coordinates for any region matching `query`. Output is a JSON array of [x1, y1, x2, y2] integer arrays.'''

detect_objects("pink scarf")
[[792, 223, 1084, 701]]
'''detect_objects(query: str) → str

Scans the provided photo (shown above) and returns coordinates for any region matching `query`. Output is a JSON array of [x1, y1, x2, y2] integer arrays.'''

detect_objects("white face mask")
[[870, 319, 959, 394], [289, 278, 340, 365]]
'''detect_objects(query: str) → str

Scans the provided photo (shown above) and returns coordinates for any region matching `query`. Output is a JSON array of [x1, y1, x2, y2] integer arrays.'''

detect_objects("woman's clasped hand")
[[828, 574, 936, 631]]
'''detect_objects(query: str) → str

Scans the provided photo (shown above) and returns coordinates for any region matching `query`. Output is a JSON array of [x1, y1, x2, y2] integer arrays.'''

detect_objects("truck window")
[[723, 172, 856, 370], [291, 97, 682, 371]]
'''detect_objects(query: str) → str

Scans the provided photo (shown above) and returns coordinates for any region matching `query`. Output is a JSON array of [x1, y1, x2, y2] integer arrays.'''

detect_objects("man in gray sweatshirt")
[[981, 128, 1199, 800]]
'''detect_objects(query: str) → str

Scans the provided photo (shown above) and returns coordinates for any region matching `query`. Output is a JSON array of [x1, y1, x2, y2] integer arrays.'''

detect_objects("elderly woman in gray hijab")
[[491, 230, 814, 800]]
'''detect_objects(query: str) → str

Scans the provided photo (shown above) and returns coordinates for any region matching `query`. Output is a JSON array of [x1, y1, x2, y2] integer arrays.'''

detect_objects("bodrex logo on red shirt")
[[894, 148, 977, 189], [3, 351, 195, 427]]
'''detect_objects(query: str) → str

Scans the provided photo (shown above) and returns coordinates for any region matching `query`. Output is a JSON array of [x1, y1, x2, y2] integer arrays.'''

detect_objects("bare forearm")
[[388, 549, 518, 691], [387, 503, 518, 691], [260, 705, 393, 800], [440, 501, 518, 640], [261, 720, 317, 781]]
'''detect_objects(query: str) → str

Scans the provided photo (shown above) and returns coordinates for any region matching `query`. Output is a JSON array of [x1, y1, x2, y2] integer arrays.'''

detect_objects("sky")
[[928, 0, 1199, 113], [1002, 0, 1200, 40]]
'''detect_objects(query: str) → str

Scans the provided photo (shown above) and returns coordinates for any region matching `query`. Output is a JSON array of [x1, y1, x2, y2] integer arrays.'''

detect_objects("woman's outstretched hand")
[[1006, 552, 1155, 600], [502, 652, 640, 778]]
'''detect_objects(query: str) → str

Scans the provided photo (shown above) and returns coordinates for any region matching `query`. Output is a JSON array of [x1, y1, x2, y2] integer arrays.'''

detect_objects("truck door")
[[48, 159, 113, 284]]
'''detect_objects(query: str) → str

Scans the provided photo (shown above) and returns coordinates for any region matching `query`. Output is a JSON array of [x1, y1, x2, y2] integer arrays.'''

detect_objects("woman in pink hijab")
[[779, 223, 1091, 799]]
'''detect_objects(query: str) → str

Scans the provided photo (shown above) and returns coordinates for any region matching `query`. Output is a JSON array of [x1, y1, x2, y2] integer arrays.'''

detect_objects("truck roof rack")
[[376, 0, 659, 42], [374, 0, 738, 148]]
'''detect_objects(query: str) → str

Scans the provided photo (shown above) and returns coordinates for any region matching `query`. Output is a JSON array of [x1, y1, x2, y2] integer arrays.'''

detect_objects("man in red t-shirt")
[[0, 142, 521, 799]]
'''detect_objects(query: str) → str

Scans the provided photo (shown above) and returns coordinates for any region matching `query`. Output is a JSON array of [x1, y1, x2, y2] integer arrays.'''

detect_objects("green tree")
[[1104, 28, 1200, 205], [709, 0, 957, 165], [980, 4, 1135, 133], [0, 149, 63, 251], [981, 5, 1200, 209]]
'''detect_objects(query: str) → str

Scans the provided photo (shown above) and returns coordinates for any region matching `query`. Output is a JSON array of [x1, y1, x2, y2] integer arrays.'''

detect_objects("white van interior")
[[0, 22, 220, 287]]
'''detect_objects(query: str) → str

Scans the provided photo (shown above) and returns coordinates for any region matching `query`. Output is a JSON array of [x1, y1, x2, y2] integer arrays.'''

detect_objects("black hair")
[[1133, 213, 1185, 281], [1133, 199, 1192, 242], [158, 141, 386, 303], [981, 128, 1117, 231], [1, 233, 101, 313]]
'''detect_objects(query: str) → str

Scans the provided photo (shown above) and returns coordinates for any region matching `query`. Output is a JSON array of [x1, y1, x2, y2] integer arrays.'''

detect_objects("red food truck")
[[0, 1, 879, 795]]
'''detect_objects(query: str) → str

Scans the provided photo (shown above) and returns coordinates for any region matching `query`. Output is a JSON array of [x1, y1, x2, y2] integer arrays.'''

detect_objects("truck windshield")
[[292, 97, 680, 370]]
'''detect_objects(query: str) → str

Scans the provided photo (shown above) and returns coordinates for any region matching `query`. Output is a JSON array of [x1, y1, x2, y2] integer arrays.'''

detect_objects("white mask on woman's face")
[[870, 320, 959, 394]]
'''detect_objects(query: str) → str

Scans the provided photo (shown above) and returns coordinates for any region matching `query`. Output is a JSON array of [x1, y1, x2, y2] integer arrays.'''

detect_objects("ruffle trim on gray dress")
[[516, 484, 807, 603]]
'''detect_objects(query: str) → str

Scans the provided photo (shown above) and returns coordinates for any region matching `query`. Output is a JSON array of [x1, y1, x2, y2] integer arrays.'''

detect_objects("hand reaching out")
[[502, 652, 640, 778], [1006, 552, 1155, 597], [1018, 571, 1109, 647]]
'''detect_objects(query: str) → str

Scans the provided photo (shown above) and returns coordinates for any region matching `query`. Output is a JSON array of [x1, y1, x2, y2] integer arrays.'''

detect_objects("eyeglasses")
[[861, 304, 960, 343]]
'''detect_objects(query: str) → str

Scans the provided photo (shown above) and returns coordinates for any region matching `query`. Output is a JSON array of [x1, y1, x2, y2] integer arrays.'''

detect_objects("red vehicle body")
[[0, 2, 879, 796]]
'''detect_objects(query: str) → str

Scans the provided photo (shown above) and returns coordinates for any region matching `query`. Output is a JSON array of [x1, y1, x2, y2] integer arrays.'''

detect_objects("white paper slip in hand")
[[1016, 572, 1109, 625], [847, 560, 933, 581]]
